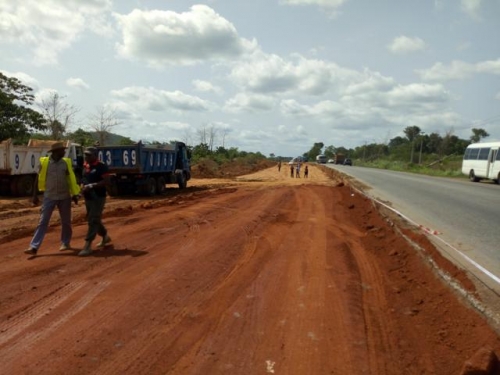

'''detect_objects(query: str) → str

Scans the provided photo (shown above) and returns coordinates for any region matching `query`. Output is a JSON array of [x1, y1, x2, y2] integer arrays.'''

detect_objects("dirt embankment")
[[0, 164, 499, 374]]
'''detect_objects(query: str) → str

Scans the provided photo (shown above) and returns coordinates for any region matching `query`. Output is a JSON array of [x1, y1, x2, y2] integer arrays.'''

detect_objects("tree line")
[[303, 126, 490, 164], [0, 72, 265, 164]]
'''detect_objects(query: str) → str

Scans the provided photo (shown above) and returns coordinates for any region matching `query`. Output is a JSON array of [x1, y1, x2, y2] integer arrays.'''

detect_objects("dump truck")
[[0, 138, 83, 196], [334, 153, 346, 165], [96, 141, 191, 196]]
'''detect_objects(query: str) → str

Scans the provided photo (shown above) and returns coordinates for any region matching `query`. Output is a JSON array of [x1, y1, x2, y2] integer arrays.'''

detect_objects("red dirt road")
[[1, 165, 499, 374]]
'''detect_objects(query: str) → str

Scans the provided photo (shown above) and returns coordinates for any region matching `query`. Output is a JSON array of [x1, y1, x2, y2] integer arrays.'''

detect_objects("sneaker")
[[24, 247, 38, 255], [78, 248, 92, 257], [59, 243, 71, 251], [78, 241, 92, 257], [96, 235, 112, 248]]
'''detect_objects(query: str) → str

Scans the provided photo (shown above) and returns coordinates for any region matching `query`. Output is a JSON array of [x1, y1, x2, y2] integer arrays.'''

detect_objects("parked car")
[[327, 159, 334, 163], [343, 158, 352, 166]]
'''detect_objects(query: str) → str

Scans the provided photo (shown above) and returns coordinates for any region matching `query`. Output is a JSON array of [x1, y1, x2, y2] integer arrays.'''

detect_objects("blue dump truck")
[[96, 141, 191, 196]]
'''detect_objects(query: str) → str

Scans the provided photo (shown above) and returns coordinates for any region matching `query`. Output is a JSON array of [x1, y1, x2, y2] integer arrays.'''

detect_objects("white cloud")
[[66, 77, 89, 90], [224, 93, 275, 113], [280, 0, 348, 17], [461, 0, 482, 19], [280, 81, 454, 131], [114, 5, 257, 67], [229, 51, 357, 95], [0, 0, 112, 64], [387, 36, 426, 54], [110, 86, 215, 113], [417, 58, 500, 81], [0, 70, 40, 90], [192, 79, 223, 95]]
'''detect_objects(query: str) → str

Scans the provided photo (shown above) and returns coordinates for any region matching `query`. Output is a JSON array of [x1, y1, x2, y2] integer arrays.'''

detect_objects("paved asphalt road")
[[326, 164, 500, 293]]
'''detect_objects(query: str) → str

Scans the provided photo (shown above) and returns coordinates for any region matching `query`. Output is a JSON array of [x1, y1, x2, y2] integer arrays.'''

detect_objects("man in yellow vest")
[[24, 142, 80, 256]]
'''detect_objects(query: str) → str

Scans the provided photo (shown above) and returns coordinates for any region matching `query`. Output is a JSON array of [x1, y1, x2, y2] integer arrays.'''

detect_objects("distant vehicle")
[[96, 141, 191, 196], [327, 159, 334, 164], [0, 138, 83, 196], [462, 141, 500, 183], [289, 156, 305, 165], [316, 154, 327, 164], [343, 158, 352, 166], [333, 153, 345, 165]]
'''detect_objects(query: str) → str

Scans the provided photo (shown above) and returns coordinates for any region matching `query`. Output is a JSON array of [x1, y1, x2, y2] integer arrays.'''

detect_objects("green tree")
[[324, 145, 336, 158], [0, 72, 46, 142], [404, 126, 421, 163], [470, 128, 489, 143], [304, 142, 324, 161], [67, 128, 94, 146], [119, 136, 136, 145]]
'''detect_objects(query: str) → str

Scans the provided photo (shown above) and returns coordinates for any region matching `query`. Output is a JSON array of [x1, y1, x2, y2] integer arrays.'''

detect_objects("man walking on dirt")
[[79, 147, 111, 257], [290, 164, 294, 178], [24, 142, 80, 256]]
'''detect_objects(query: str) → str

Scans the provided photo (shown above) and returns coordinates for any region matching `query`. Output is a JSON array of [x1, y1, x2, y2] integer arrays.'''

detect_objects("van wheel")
[[496, 173, 500, 185], [469, 170, 480, 182], [157, 177, 166, 194]]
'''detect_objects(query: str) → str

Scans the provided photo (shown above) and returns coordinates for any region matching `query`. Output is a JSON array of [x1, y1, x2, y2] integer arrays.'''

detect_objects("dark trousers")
[[84, 196, 107, 242]]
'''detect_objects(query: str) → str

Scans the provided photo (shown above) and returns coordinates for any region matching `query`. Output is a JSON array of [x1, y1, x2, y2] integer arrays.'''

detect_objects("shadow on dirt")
[[27, 246, 148, 260]]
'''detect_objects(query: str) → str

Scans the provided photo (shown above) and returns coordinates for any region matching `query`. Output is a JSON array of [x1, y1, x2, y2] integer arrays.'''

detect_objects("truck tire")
[[17, 175, 35, 196], [157, 176, 166, 194], [141, 177, 156, 196], [177, 172, 187, 189], [107, 177, 120, 197], [9, 177, 19, 196]]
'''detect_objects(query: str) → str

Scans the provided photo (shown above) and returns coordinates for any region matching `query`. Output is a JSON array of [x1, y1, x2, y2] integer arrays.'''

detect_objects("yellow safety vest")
[[38, 157, 81, 196]]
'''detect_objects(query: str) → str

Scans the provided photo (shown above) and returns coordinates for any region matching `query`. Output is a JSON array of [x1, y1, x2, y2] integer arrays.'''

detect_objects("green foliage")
[[304, 142, 324, 161], [470, 128, 489, 143], [67, 128, 94, 146], [0, 72, 47, 142]]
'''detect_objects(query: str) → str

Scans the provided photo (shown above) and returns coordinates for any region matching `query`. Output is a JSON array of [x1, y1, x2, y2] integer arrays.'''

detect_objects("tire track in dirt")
[[0, 281, 85, 346], [1, 281, 110, 372], [76, 188, 290, 375]]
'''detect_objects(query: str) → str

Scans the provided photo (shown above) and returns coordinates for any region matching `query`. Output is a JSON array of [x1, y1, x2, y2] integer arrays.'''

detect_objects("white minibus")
[[462, 141, 500, 183]]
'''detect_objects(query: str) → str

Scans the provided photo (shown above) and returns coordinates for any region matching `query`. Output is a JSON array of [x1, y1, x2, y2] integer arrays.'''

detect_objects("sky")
[[1, 0, 499, 157]]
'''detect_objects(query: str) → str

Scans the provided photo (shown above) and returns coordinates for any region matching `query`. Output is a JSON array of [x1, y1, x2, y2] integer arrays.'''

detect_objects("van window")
[[463, 148, 471, 160], [478, 148, 490, 160], [468, 148, 479, 159]]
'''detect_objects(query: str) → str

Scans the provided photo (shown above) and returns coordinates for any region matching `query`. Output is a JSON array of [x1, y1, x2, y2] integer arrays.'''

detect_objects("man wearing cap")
[[25, 142, 80, 256], [79, 147, 111, 256]]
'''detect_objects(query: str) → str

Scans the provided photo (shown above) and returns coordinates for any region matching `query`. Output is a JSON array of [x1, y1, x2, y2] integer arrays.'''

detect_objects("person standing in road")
[[25, 142, 80, 256], [277, 160, 282, 172], [304, 165, 309, 178], [290, 164, 294, 178], [79, 147, 111, 257], [296, 162, 301, 178]]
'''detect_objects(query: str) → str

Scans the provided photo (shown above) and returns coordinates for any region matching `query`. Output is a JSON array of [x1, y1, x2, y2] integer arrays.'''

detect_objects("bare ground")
[[0, 164, 499, 374]]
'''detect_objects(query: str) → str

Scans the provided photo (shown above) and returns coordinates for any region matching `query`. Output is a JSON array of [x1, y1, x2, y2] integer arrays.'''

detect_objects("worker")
[[25, 142, 80, 256]]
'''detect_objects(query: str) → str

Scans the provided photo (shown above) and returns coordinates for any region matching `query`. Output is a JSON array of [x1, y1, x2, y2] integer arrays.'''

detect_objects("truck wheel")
[[157, 176, 166, 194], [177, 173, 187, 189], [142, 177, 156, 196], [107, 177, 120, 197], [17, 175, 35, 196], [9, 177, 19, 196]]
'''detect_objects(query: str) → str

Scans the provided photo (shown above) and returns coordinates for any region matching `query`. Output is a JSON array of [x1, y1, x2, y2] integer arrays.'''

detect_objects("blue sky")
[[1, 0, 499, 157]]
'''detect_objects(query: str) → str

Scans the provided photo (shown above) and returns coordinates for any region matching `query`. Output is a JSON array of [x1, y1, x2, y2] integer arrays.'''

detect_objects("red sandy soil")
[[0, 164, 499, 374]]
